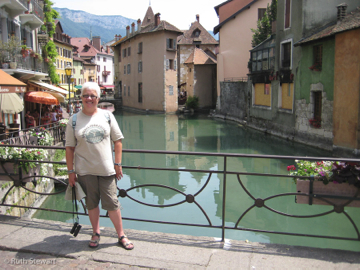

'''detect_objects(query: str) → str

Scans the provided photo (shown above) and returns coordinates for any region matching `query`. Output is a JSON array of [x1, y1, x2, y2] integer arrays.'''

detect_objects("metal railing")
[[0, 123, 64, 146], [223, 77, 248, 82], [0, 145, 359, 244]]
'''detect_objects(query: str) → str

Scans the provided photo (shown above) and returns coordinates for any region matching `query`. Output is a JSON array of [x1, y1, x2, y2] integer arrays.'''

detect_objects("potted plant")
[[6, 36, 21, 69], [0, 40, 10, 68], [288, 160, 360, 207]]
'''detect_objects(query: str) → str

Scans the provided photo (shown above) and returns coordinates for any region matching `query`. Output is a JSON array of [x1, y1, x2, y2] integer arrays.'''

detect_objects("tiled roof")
[[71, 37, 100, 57], [296, 7, 360, 46], [112, 20, 182, 46], [142, 6, 155, 27], [213, 0, 258, 34], [73, 56, 85, 62], [140, 20, 182, 35], [184, 47, 217, 65], [177, 20, 218, 45]]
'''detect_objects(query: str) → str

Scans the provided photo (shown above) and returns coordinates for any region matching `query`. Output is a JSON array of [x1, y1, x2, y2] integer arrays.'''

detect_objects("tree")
[[251, 0, 277, 47]]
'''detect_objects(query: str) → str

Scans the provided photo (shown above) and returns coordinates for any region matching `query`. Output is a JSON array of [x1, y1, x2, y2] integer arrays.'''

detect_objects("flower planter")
[[296, 179, 360, 207], [0, 161, 40, 183]]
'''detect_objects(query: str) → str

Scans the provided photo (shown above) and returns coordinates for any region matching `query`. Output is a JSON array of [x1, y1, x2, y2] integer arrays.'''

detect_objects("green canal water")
[[33, 111, 360, 251]]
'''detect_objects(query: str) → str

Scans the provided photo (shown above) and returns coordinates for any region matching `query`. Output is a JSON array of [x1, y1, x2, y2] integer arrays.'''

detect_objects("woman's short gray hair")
[[81, 82, 101, 97]]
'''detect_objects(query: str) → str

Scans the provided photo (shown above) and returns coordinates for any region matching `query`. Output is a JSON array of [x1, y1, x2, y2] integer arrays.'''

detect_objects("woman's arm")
[[65, 146, 76, 187], [113, 139, 123, 180]]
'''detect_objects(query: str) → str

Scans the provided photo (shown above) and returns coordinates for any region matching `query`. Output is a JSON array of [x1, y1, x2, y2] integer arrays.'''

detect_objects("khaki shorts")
[[77, 175, 120, 211]]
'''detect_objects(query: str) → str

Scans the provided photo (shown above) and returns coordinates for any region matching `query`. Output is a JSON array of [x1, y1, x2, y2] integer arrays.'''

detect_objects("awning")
[[74, 85, 82, 89], [0, 70, 26, 93], [29, 80, 68, 95], [103, 85, 114, 88]]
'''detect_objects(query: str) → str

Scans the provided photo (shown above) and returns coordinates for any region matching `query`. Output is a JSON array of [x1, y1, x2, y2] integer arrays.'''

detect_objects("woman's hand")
[[115, 165, 123, 180], [69, 173, 77, 187]]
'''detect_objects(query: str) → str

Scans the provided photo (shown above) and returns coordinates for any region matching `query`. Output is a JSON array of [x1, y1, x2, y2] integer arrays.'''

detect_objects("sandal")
[[89, 232, 100, 248], [118, 235, 134, 250]]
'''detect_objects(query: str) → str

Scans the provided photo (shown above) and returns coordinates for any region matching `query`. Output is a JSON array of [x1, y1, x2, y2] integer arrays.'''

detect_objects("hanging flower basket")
[[296, 180, 360, 207]]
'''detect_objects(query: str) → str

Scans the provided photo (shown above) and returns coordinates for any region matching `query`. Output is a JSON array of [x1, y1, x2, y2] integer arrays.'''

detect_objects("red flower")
[[287, 165, 296, 171]]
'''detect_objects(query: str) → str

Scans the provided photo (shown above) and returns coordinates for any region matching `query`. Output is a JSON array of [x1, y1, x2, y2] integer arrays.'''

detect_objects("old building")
[[53, 20, 73, 93], [177, 15, 218, 109], [112, 6, 182, 113], [214, 0, 271, 109], [295, 5, 360, 155], [246, 0, 359, 154]]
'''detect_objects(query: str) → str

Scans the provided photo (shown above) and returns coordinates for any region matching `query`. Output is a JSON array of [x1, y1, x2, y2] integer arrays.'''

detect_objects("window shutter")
[[166, 59, 169, 70], [174, 60, 177, 71], [174, 39, 177, 49], [167, 38, 170, 49]]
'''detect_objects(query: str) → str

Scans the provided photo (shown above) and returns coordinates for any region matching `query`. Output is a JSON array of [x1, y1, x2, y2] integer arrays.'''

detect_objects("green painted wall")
[[296, 38, 335, 102]]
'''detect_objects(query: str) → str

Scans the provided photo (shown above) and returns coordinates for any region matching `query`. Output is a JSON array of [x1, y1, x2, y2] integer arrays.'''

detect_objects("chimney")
[[137, 19, 141, 32], [126, 25, 130, 37], [155, 13, 161, 27], [196, 14, 199, 23], [131, 22, 135, 35], [92, 36, 101, 51], [337, 3, 348, 21]]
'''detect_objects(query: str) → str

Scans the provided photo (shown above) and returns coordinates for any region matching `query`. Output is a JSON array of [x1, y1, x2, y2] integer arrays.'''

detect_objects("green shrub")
[[185, 96, 199, 109]]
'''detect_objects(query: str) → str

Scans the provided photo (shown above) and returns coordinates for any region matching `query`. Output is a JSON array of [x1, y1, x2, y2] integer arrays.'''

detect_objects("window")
[[281, 40, 292, 69], [128, 47, 131, 56], [138, 42, 143, 54], [128, 86, 130, 96], [193, 30, 200, 37], [97, 65, 100, 72], [167, 38, 176, 50], [258, 8, 266, 20], [123, 48, 127, 58], [124, 85, 126, 96], [124, 65, 126, 74], [138, 83, 142, 103], [169, 85, 174, 95], [97, 56, 100, 61], [169, 131, 174, 141], [103, 57, 106, 62], [127, 64, 131, 74], [166, 59, 176, 70], [254, 83, 271, 107], [138, 61, 142, 73], [313, 91, 322, 120], [280, 83, 293, 110], [313, 45, 323, 68], [285, 0, 291, 29]]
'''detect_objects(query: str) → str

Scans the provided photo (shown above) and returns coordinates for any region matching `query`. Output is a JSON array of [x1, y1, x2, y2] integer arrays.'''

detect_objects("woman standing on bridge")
[[65, 81, 134, 250]]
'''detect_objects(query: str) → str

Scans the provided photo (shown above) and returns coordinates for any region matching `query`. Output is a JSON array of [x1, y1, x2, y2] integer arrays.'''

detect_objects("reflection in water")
[[33, 112, 360, 251]]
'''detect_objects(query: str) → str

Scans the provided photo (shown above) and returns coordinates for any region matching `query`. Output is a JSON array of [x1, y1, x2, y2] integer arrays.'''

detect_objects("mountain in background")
[[54, 7, 217, 44], [54, 8, 136, 43]]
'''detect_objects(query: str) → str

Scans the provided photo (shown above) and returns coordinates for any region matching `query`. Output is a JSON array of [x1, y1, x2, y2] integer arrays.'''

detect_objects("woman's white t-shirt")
[[65, 109, 124, 176]]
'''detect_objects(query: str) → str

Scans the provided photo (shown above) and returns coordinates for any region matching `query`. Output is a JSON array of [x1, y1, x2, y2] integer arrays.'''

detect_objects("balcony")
[[0, 0, 27, 17], [1, 55, 49, 80], [18, 0, 44, 30], [102, 70, 111, 76]]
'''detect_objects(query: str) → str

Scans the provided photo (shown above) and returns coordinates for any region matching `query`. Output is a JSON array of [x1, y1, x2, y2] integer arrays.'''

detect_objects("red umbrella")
[[25, 91, 59, 105]]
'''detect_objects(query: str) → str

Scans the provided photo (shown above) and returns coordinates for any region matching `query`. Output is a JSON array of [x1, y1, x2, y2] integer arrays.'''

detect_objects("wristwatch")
[[114, 162, 122, 166]]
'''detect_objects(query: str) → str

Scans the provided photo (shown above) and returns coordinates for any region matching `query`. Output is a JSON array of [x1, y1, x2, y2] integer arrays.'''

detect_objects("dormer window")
[[193, 28, 201, 37]]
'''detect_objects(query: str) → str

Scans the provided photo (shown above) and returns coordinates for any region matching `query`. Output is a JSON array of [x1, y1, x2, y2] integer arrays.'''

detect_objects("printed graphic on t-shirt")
[[81, 124, 107, 144]]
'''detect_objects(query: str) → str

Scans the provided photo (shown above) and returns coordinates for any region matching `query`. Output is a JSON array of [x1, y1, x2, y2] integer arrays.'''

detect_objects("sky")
[[53, 0, 224, 31]]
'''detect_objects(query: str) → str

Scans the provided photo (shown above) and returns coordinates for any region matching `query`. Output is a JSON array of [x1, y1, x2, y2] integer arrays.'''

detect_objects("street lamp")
[[65, 63, 72, 115]]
